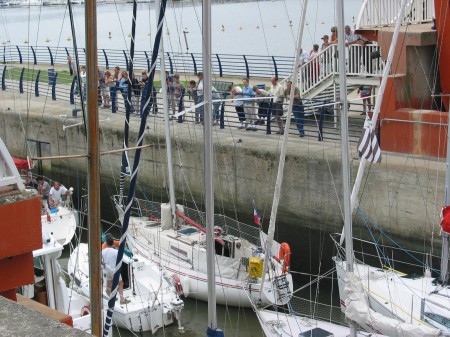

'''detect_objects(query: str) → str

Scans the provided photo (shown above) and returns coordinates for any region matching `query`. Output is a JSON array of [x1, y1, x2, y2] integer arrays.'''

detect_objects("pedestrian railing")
[[286, 44, 383, 97], [0, 64, 369, 144], [1, 45, 298, 80], [356, 0, 434, 29]]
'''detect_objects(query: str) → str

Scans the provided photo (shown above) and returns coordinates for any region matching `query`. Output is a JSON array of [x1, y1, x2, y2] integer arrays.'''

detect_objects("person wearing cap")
[[321, 35, 331, 75]]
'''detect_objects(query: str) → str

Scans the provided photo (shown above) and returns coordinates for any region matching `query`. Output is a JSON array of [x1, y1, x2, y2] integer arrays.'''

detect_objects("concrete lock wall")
[[0, 108, 445, 249]]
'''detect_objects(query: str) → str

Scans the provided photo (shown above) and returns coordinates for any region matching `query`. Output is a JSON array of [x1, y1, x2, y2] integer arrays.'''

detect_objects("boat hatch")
[[299, 327, 334, 337], [178, 227, 200, 236]]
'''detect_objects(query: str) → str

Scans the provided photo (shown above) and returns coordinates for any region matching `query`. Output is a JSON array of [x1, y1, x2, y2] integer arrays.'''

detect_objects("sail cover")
[[344, 272, 440, 337]]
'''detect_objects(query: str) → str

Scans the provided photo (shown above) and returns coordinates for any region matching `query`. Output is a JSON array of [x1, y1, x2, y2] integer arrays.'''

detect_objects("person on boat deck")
[[242, 78, 256, 131], [284, 81, 305, 137], [36, 176, 50, 207], [102, 233, 130, 305], [196, 72, 204, 124], [268, 76, 285, 135], [119, 71, 134, 113], [67, 55, 79, 96], [49, 181, 72, 208]]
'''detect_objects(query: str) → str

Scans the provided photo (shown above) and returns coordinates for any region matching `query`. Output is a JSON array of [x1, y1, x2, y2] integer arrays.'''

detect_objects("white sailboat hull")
[[41, 206, 77, 246], [125, 213, 293, 308], [68, 243, 183, 333]]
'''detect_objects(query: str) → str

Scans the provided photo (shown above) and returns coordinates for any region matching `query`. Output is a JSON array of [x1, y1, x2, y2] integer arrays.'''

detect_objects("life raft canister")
[[279, 242, 291, 274], [81, 305, 91, 316]]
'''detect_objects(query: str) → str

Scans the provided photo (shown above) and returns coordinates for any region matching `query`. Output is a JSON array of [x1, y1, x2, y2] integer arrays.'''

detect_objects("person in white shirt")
[[345, 25, 366, 73], [102, 234, 130, 305], [49, 181, 72, 207]]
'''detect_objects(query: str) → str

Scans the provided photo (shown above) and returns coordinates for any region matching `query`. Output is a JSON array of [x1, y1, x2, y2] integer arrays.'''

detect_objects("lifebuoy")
[[279, 242, 291, 273], [81, 305, 91, 316]]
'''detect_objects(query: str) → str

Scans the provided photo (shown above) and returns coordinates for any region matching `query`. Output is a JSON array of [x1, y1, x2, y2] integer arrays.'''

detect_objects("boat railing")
[[356, 0, 434, 29], [114, 195, 263, 247], [330, 233, 440, 277]]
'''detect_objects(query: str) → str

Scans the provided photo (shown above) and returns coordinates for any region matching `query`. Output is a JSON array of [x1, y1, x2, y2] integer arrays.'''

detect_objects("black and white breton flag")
[[357, 117, 382, 163]]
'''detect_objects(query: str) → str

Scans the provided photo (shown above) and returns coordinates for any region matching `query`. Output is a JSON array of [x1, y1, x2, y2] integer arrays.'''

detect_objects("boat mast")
[[155, 0, 177, 225], [203, 0, 221, 335], [336, 0, 356, 335], [85, 0, 102, 334], [103, 1, 168, 335], [339, 0, 409, 246], [259, 0, 308, 293]]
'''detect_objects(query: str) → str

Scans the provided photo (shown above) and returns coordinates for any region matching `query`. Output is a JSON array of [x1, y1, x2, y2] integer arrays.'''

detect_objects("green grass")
[[5, 67, 73, 85]]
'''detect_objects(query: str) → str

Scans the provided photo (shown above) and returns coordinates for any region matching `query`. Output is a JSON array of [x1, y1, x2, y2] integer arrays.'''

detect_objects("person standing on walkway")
[[253, 85, 269, 126], [110, 66, 122, 113], [269, 76, 285, 134], [242, 78, 256, 130], [67, 55, 79, 96], [196, 72, 204, 124], [357, 85, 372, 115], [230, 85, 246, 129], [285, 81, 305, 137]]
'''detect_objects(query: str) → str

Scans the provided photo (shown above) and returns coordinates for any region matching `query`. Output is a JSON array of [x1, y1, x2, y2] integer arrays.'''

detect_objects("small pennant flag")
[[357, 117, 381, 163], [252, 200, 261, 227]]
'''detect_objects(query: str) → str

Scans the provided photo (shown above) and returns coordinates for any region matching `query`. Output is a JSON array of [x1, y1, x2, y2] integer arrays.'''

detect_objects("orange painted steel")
[[0, 197, 41, 259], [0, 197, 41, 298], [17, 294, 74, 327]]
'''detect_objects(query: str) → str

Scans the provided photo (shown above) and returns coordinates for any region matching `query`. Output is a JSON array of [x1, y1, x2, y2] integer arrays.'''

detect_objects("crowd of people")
[[66, 25, 374, 137]]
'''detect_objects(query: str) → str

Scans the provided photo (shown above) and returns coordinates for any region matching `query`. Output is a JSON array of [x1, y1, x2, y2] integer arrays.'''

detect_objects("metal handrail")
[[356, 0, 434, 29]]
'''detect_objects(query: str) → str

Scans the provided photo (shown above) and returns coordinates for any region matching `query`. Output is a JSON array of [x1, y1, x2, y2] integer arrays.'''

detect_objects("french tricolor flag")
[[253, 200, 261, 227]]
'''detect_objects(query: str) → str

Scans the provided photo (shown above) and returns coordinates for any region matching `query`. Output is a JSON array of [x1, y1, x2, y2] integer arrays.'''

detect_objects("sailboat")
[[332, 0, 450, 335], [115, 0, 293, 308], [67, 242, 184, 333]]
